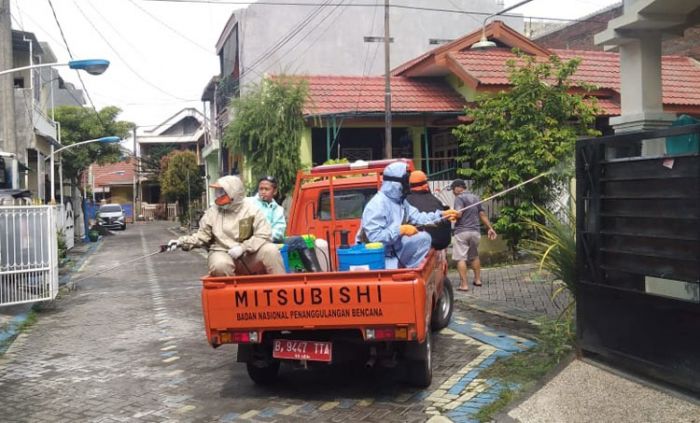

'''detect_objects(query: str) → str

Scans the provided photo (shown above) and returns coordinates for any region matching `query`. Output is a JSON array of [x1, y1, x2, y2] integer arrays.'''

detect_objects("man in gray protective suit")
[[167, 175, 285, 276]]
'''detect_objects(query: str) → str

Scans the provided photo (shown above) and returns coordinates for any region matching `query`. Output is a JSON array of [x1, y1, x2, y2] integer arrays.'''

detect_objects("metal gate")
[[576, 124, 700, 393], [0, 204, 59, 306]]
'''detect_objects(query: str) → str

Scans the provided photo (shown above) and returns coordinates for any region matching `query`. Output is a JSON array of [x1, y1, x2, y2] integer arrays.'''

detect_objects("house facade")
[[87, 159, 136, 222], [0, 30, 85, 202], [136, 108, 206, 204], [200, 0, 523, 191], [289, 20, 700, 174]]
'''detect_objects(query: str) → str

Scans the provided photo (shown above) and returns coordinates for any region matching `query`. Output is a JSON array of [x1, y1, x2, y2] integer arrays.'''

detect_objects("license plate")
[[272, 339, 332, 362]]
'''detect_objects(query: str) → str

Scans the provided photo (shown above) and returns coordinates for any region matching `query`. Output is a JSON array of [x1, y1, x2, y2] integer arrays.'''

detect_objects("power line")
[[355, 0, 381, 113], [72, 0, 193, 102], [13, 9, 91, 111], [84, 0, 151, 63], [126, 0, 213, 53], [138, 0, 611, 24], [47, 0, 107, 130], [447, 0, 482, 25], [266, 0, 349, 74], [241, 0, 334, 79]]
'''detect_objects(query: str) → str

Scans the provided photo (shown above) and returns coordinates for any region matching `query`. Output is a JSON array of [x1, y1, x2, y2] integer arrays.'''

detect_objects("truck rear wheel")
[[407, 330, 433, 388], [431, 277, 454, 331], [246, 360, 280, 385]]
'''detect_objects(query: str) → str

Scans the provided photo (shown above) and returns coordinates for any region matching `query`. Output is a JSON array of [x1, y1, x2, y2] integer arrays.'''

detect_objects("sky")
[[12, 0, 621, 131]]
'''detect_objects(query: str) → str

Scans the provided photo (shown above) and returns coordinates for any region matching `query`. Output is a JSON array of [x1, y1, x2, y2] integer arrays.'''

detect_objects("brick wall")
[[535, 5, 700, 60], [535, 7, 622, 51]]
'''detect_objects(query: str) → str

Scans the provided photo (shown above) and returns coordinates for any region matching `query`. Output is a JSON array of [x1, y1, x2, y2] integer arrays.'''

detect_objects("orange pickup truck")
[[200, 159, 454, 387]]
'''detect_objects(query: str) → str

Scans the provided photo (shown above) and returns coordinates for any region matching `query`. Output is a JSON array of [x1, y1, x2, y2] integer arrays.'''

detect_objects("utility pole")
[[383, 0, 392, 159], [0, 0, 17, 156], [186, 168, 191, 228]]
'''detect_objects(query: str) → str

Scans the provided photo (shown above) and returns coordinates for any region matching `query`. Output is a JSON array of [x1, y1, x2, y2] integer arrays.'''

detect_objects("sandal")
[[457, 286, 470, 292], [473, 281, 483, 287]]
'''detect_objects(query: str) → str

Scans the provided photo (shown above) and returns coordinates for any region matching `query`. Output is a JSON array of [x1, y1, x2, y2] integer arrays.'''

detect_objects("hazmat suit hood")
[[215, 175, 246, 211], [381, 162, 409, 203]]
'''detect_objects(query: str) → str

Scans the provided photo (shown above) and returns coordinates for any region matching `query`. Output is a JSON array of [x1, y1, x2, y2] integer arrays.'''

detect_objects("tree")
[[53, 106, 134, 182], [140, 143, 179, 180], [452, 51, 599, 255], [160, 150, 204, 223], [222, 77, 308, 197]]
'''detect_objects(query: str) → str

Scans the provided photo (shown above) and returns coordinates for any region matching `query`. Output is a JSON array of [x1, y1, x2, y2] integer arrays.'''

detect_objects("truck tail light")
[[217, 330, 259, 344], [365, 327, 409, 341]]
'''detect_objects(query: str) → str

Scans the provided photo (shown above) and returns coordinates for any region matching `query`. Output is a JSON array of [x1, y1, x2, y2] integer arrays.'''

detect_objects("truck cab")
[[200, 159, 454, 387]]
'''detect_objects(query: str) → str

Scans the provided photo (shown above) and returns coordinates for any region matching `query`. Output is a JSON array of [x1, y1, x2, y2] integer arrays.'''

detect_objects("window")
[[318, 188, 376, 221], [99, 205, 122, 213]]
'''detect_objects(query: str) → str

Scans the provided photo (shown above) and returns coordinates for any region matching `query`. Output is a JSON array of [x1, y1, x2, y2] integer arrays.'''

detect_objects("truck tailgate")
[[202, 271, 421, 331]]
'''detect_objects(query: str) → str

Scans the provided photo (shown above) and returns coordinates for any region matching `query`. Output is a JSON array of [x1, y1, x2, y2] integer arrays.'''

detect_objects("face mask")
[[214, 187, 232, 207], [384, 172, 411, 200], [217, 202, 235, 211]]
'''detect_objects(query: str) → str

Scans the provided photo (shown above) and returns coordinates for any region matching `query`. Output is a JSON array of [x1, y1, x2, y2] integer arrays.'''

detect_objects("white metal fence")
[[0, 205, 59, 306]]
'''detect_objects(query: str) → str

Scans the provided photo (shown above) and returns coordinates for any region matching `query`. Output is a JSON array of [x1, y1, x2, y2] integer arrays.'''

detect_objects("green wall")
[[300, 127, 313, 168]]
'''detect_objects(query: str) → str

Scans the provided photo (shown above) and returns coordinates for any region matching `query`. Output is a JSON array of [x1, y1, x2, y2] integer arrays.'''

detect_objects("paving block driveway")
[[0, 223, 532, 422]]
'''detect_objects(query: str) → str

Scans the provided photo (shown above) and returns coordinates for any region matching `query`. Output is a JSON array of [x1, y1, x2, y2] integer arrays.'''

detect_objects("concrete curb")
[[0, 239, 103, 356], [59, 240, 103, 289]]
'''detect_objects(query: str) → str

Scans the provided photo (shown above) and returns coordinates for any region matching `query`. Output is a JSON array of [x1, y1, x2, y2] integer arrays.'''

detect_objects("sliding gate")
[[575, 124, 700, 393]]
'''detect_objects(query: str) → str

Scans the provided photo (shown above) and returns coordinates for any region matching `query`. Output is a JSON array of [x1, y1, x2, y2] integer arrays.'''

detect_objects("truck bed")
[[201, 251, 441, 344]]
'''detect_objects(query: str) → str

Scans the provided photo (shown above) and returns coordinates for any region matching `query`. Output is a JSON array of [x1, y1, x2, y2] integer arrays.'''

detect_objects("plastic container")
[[277, 244, 290, 273], [337, 243, 385, 271], [88, 229, 100, 242], [666, 114, 700, 155], [314, 238, 330, 272]]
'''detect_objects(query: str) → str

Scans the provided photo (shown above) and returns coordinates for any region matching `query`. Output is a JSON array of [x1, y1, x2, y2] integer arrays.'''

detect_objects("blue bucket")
[[277, 244, 290, 273], [337, 244, 385, 271]]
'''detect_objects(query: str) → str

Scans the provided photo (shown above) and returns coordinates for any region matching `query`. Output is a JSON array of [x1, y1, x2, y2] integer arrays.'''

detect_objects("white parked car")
[[97, 204, 127, 230]]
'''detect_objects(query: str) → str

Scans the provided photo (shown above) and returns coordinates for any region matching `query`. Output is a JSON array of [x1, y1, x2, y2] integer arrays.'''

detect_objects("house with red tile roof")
[[284, 20, 700, 175], [83, 159, 137, 221], [83, 158, 136, 204]]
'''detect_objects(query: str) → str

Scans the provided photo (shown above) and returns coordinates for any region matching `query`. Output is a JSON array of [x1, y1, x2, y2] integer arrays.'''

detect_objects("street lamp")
[[0, 59, 110, 76], [92, 170, 126, 202], [46, 136, 121, 204], [471, 0, 533, 50]]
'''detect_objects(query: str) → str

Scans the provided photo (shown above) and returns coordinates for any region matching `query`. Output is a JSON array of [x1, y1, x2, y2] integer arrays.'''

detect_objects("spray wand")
[[421, 169, 556, 228], [69, 245, 170, 284]]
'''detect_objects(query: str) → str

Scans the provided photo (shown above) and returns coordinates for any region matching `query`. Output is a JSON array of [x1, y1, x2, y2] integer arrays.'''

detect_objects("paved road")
[[449, 264, 570, 321], [0, 222, 533, 422]]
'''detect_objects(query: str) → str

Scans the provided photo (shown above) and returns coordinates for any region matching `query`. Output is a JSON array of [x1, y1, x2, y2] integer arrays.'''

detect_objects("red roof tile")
[[593, 98, 620, 116], [91, 159, 136, 187], [300, 76, 466, 116], [450, 48, 700, 107]]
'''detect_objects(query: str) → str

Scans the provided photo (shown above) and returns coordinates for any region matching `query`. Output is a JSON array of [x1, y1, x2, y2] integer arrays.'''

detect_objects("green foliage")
[[453, 51, 599, 255], [475, 388, 514, 422], [322, 158, 349, 165], [524, 203, 576, 315], [57, 230, 67, 260], [140, 144, 179, 180], [223, 77, 308, 197], [477, 315, 575, 421], [53, 106, 134, 181], [160, 150, 204, 223]]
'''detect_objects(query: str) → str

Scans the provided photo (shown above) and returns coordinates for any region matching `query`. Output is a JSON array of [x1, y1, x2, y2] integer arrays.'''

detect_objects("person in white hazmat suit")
[[167, 175, 286, 276], [358, 162, 459, 268]]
